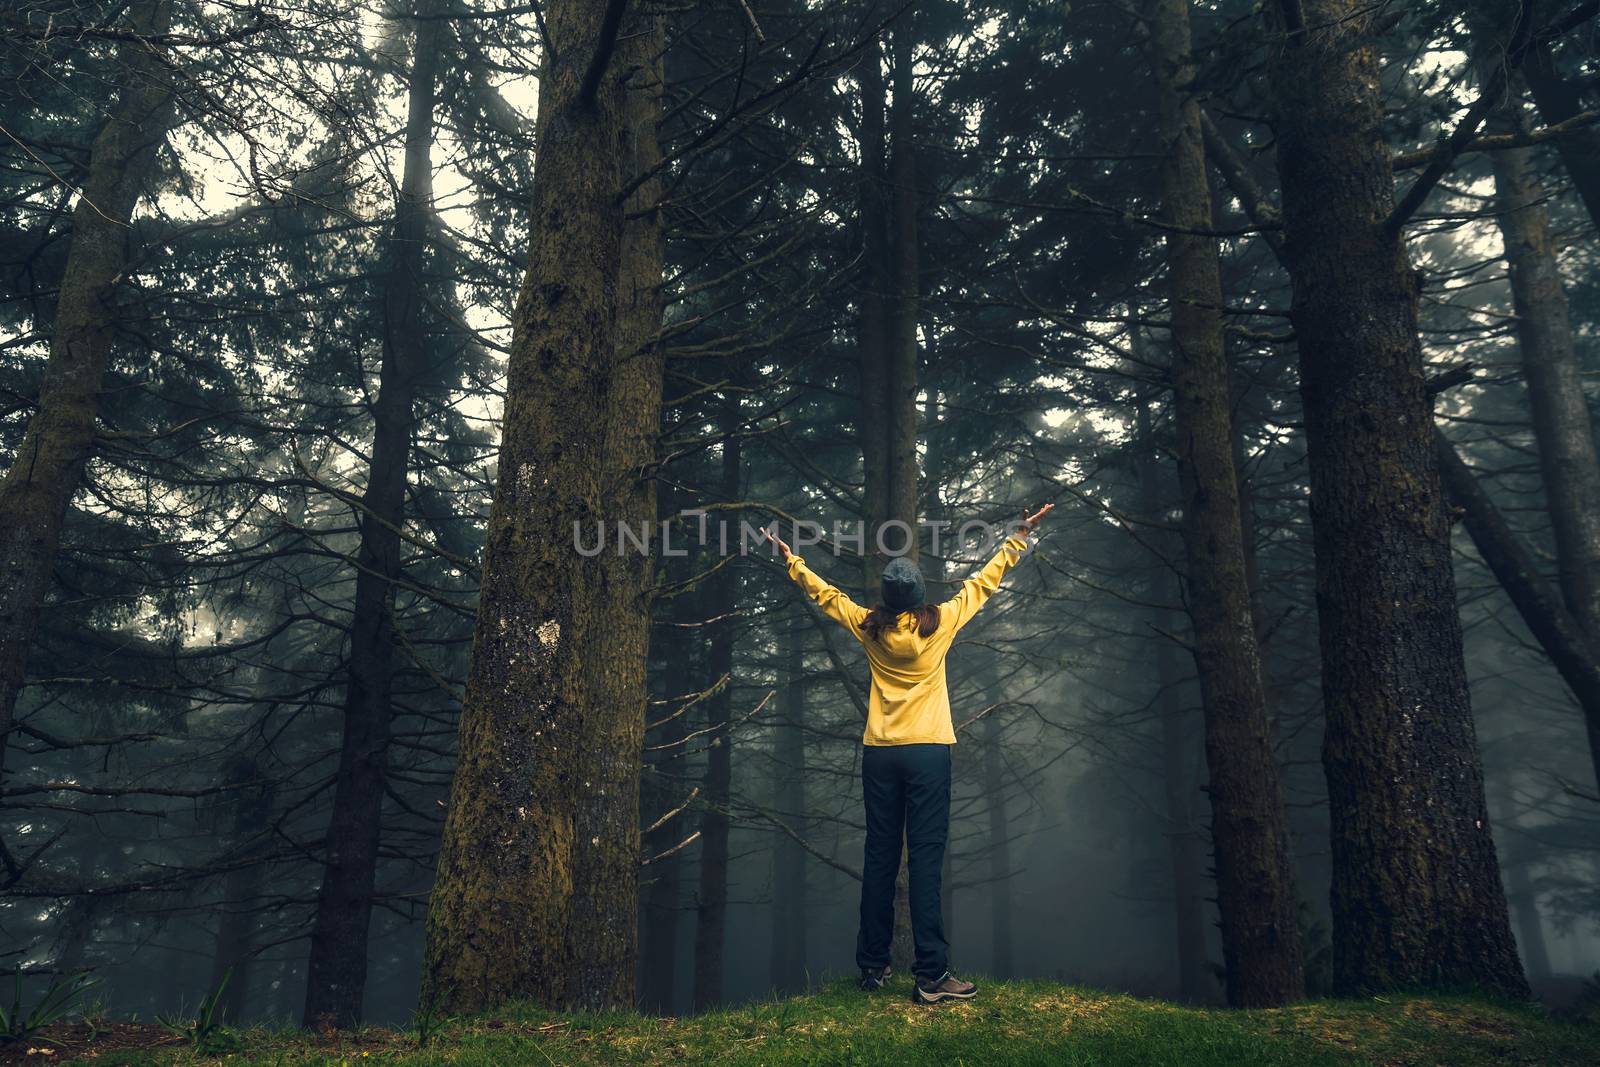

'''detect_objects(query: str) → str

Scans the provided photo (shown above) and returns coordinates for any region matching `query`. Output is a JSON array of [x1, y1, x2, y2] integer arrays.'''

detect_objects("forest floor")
[[7, 976, 1598, 1066]]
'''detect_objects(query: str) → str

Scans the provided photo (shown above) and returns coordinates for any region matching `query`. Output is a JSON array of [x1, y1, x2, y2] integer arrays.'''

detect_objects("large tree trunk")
[[769, 621, 809, 994], [0, 0, 176, 780], [1260, 0, 1527, 998], [1145, 0, 1303, 1007], [1485, 100, 1600, 644], [303, 2, 442, 1027], [1521, 38, 1600, 234], [421, 4, 664, 1014], [692, 416, 740, 1011]]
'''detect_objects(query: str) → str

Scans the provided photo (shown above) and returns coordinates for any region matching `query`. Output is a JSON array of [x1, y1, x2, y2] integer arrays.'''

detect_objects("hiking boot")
[[912, 970, 977, 1004], [858, 964, 892, 991]]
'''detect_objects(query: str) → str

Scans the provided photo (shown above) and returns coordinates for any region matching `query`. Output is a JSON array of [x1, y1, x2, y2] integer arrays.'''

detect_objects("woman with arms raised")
[[762, 504, 1052, 1004]]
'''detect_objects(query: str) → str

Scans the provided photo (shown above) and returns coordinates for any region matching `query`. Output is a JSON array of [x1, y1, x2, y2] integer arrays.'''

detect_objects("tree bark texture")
[[420, 4, 665, 1014], [1261, 0, 1527, 998]]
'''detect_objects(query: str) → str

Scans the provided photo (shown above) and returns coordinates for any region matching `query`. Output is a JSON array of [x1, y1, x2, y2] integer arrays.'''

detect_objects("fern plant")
[[0, 972, 101, 1044], [156, 968, 240, 1054]]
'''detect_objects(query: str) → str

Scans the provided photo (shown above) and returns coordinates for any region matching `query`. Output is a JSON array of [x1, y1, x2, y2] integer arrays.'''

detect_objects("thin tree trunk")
[[1146, 0, 1303, 1006], [1156, 622, 1211, 1000], [856, 38, 891, 589], [1435, 431, 1600, 782], [1261, 0, 1527, 998], [1135, 399, 1215, 1003], [981, 710, 1014, 976], [1504, 859, 1553, 981], [1485, 99, 1600, 642], [210, 756, 276, 1022], [692, 415, 740, 1012], [640, 846, 682, 1014], [421, 2, 663, 1014], [0, 0, 176, 780], [641, 568, 694, 1014], [886, 20, 921, 543], [303, 1, 441, 1027], [1521, 39, 1600, 233], [769, 622, 808, 994], [883, 19, 924, 977]]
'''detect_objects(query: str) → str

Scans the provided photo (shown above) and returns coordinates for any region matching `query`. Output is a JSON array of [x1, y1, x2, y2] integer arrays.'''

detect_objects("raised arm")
[[944, 504, 1052, 632], [763, 526, 868, 638]]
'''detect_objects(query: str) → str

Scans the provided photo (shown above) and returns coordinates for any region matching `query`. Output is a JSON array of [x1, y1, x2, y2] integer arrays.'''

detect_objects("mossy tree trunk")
[[1144, 0, 1304, 1007], [420, 1, 665, 1014], [0, 0, 176, 782], [1260, 0, 1527, 998], [303, 0, 443, 1027]]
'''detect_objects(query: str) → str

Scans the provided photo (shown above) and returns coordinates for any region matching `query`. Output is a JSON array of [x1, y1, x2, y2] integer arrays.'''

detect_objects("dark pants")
[[856, 742, 951, 980]]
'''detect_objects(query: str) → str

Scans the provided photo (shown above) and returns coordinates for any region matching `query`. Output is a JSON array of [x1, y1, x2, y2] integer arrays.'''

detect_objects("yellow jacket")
[[785, 533, 1032, 746]]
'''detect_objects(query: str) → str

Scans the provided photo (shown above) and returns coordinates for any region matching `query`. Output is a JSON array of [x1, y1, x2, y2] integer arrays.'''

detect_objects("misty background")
[[3, 0, 1599, 1027]]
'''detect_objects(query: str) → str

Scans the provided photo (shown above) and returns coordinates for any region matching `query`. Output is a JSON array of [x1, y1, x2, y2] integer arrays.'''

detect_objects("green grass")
[[30, 977, 1597, 1066]]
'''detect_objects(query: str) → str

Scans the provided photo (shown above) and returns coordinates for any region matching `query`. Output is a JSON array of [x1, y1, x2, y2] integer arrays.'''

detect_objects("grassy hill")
[[8, 977, 1597, 1066]]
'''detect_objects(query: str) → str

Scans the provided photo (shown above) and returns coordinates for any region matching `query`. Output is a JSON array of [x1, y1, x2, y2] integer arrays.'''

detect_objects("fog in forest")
[[3, 0, 1600, 1035]]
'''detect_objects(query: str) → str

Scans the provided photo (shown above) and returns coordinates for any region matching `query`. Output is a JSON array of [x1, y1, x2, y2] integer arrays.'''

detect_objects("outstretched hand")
[[761, 525, 793, 561], [1016, 503, 1054, 537]]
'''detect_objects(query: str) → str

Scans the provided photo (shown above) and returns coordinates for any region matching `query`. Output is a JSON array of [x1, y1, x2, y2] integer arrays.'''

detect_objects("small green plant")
[[0, 971, 101, 1044], [156, 968, 240, 1053], [412, 994, 458, 1049]]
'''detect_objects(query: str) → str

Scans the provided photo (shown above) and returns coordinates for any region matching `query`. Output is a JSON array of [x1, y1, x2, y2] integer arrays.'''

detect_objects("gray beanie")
[[880, 557, 925, 612]]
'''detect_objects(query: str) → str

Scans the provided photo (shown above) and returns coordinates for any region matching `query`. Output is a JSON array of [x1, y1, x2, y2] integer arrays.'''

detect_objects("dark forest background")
[[3, 0, 1599, 1028]]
